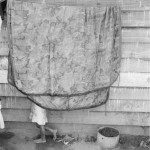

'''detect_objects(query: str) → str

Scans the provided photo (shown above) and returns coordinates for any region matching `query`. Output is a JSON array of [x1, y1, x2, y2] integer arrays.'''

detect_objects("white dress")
[[30, 104, 48, 126], [0, 101, 4, 129]]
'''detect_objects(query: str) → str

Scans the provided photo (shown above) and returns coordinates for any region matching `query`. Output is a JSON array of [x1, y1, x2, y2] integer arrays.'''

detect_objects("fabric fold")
[[7, 1, 121, 110]]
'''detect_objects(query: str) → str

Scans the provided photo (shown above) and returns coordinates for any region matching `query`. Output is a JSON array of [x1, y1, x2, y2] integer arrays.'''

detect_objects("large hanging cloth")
[[7, 0, 121, 110]]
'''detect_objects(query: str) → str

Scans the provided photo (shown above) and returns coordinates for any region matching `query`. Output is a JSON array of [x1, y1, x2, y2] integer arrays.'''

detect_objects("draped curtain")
[[7, 1, 121, 110]]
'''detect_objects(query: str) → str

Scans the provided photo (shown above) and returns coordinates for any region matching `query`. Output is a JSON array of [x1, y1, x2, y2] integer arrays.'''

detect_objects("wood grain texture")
[[110, 87, 150, 100], [1, 3, 150, 127], [0, 70, 7, 83], [1, 71, 150, 87], [92, 100, 150, 112], [13, 0, 150, 9], [0, 84, 25, 97], [2, 109, 150, 126], [122, 10, 150, 27], [0, 56, 8, 70], [122, 43, 150, 59], [2, 97, 150, 113], [113, 72, 150, 87], [2, 57, 150, 73], [122, 28, 150, 43], [1, 42, 150, 59], [0, 84, 150, 100], [120, 58, 150, 73]]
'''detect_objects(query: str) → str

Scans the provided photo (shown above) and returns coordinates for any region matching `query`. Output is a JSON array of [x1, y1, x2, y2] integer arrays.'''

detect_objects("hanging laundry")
[[7, 1, 121, 110]]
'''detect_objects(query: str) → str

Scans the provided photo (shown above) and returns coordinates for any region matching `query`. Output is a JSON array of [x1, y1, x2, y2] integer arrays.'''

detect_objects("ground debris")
[[140, 138, 150, 148], [56, 134, 75, 145]]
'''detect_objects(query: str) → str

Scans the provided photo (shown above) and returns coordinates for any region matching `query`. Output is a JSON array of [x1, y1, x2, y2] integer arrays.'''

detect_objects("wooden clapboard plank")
[[0, 70, 7, 83], [0, 85, 150, 100], [0, 28, 9, 56], [110, 87, 150, 100], [121, 0, 150, 9], [122, 28, 150, 43], [1, 43, 150, 59], [0, 56, 8, 70], [2, 109, 30, 122], [1, 97, 31, 109], [112, 73, 150, 87], [0, 84, 150, 101], [122, 29, 150, 37], [46, 111, 150, 126], [8, 0, 119, 6], [0, 31, 150, 59], [120, 58, 150, 73], [122, 10, 150, 27], [0, 83, 25, 97], [2, 97, 150, 113], [1, 57, 150, 73], [1, 31, 150, 57], [0, 46, 9, 56], [91, 100, 150, 112], [1, 72, 150, 87], [122, 43, 150, 59], [12, 0, 150, 8], [2, 109, 150, 126]]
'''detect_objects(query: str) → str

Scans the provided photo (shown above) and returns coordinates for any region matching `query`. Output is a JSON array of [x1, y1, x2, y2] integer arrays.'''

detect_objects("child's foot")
[[32, 134, 41, 140], [45, 127, 57, 141], [52, 129, 57, 141], [34, 138, 46, 143]]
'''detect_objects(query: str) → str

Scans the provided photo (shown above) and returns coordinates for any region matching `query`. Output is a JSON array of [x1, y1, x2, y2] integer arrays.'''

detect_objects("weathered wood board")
[[0, 56, 8, 70], [0, 84, 150, 100], [1, 3, 150, 128], [122, 10, 150, 27], [110, 87, 150, 100], [2, 109, 150, 126], [2, 97, 150, 113], [0, 70, 7, 83], [120, 58, 150, 73], [0, 84, 25, 97], [1, 71, 150, 87], [113, 73, 150, 87], [122, 43, 150, 59], [1, 42, 150, 58], [12, 0, 150, 9], [2, 57, 150, 73], [122, 29, 150, 43]]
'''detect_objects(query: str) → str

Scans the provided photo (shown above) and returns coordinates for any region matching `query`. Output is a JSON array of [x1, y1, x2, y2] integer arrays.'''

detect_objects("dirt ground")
[[0, 130, 149, 150]]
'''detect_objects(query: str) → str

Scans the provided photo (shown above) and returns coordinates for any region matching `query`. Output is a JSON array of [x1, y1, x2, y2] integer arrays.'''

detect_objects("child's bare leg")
[[40, 125, 46, 141], [34, 125, 46, 143], [45, 126, 57, 140]]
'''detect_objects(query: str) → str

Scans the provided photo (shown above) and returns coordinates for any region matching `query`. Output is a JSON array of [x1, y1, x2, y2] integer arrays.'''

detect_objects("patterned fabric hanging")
[[7, 0, 121, 110]]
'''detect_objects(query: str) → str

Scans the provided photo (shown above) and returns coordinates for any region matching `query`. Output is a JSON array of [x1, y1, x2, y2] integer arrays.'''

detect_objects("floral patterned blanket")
[[7, 1, 121, 110]]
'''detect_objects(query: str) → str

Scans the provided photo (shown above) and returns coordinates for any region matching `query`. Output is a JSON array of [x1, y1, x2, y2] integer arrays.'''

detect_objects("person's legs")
[[30, 104, 48, 143], [45, 126, 57, 141], [40, 125, 46, 141], [34, 125, 46, 143]]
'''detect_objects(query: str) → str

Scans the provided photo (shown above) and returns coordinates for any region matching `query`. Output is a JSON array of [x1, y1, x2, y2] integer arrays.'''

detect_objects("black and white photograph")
[[0, 0, 150, 149]]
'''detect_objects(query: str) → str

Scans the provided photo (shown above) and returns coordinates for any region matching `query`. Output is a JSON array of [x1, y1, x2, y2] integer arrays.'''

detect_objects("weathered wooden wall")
[[0, 0, 150, 136]]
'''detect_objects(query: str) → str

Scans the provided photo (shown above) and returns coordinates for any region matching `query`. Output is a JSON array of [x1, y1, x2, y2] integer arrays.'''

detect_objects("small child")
[[30, 103, 57, 143]]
